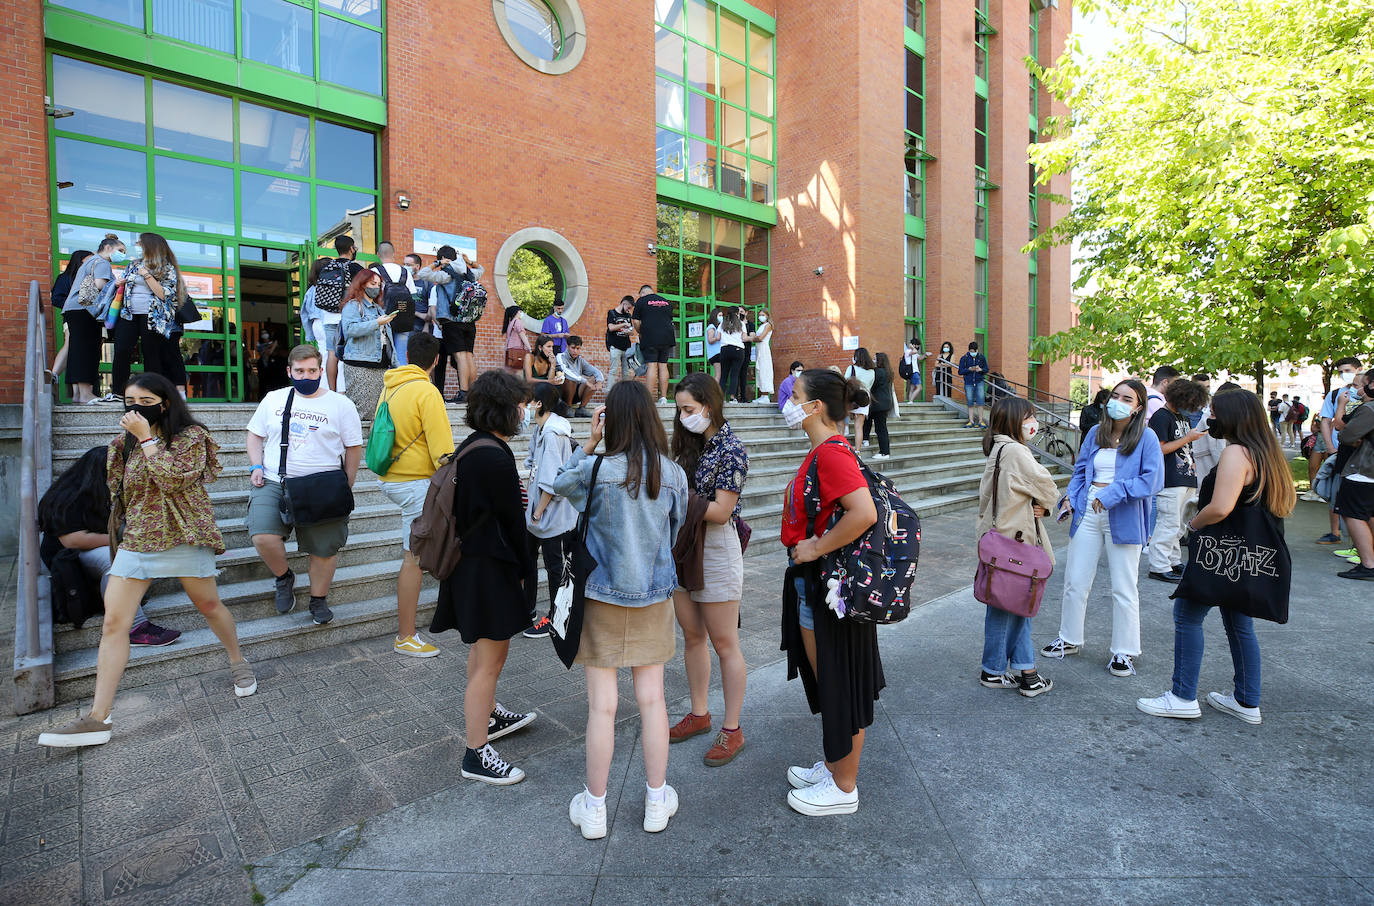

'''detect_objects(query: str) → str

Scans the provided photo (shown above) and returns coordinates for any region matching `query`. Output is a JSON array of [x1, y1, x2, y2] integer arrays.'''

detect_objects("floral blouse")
[[119, 258, 179, 339], [694, 420, 748, 520], [107, 425, 225, 554]]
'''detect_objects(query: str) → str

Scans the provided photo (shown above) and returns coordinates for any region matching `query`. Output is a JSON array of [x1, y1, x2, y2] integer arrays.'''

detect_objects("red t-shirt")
[[780, 437, 867, 547]]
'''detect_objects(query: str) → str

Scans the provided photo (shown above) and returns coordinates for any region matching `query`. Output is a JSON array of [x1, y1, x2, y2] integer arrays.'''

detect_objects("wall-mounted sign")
[[412, 229, 477, 259], [687, 320, 704, 338], [688, 341, 705, 358], [842, 335, 860, 351]]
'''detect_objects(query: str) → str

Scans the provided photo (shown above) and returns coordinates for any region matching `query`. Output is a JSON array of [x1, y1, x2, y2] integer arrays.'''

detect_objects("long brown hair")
[[1098, 379, 1150, 456], [603, 380, 668, 499], [137, 231, 187, 300], [1209, 389, 1296, 517], [983, 396, 1035, 455], [671, 371, 725, 488]]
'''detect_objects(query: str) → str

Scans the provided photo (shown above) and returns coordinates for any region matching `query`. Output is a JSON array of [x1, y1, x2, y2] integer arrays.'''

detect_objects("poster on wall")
[[842, 335, 860, 351], [182, 274, 216, 332], [687, 321, 704, 338], [688, 341, 705, 357], [412, 229, 477, 260]]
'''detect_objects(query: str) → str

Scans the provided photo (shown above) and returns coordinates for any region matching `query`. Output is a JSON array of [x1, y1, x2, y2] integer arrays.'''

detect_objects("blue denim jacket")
[[1068, 425, 1164, 545], [552, 446, 689, 608], [340, 298, 389, 363]]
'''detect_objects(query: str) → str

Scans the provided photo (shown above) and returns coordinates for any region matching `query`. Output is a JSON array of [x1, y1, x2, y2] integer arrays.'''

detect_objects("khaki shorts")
[[684, 521, 744, 603], [246, 480, 349, 558]]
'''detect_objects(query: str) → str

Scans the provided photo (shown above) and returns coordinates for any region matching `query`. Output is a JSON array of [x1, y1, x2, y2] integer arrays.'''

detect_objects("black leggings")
[[719, 345, 746, 400], [112, 313, 181, 394], [62, 309, 104, 387], [526, 530, 573, 618], [863, 411, 891, 455]]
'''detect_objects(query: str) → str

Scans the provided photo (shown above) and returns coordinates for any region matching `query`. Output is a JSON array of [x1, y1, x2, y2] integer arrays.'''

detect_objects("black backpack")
[[371, 264, 414, 332], [47, 547, 104, 628], [314, 258, 353, 313]]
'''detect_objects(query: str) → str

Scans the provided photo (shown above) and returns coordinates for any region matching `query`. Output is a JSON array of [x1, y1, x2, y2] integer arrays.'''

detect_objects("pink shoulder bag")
[[974, 445, 1054, 617]]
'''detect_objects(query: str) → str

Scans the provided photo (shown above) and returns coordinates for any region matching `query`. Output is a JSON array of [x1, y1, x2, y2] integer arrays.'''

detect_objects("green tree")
[[1028, 0, 1374, 388], [507, 248, 560, 321]]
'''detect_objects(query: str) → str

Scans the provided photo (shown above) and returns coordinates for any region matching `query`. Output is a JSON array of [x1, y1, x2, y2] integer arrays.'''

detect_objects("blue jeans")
[[1171, 597, 1262, 707], [391, 330, 410, 366], [981, 606, 1036, 673], [789, 559, 815, 631]]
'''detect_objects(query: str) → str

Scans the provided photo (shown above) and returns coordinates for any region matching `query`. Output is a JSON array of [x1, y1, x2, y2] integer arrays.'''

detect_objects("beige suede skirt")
[[575, 597, 675, 668]]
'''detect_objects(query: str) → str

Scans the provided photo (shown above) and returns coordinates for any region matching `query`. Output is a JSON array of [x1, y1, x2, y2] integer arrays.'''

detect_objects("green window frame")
[[974, 96, 989, 246], [1029, 6, 1040, 130], [904, 236, 925, 348], [654, 0, 776, 209], [974, 256, 989, 352], [904, 47, 926, 223], [44, 0, 387, 104], [974, 0, 992, 93], [654, 200, 770, 377]]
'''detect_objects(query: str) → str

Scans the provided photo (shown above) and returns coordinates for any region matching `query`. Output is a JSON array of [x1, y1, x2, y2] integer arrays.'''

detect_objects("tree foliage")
[[507, 248, 559, 320], [1028, 0, 1374, 379]]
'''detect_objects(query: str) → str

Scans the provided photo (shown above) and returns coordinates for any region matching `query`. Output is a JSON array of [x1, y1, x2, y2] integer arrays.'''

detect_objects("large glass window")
[[904, 48, 925, 220], [975, 96, 989, 243], [905, 237, 925, 344], [655, 3, 775, 205], [975, 257, 989, 350], [974, 0, 990, 83], [49, 54, 380, 249], [49, 0, 385, 97]]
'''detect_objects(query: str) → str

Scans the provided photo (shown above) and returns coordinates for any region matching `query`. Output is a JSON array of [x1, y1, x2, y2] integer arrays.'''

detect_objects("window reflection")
[[319, 0, 381, 27], [748, 25, 772, 73], [240, 172, 310, 243], [52, 56, 146, 145], [657, 130, 686, 179], [239, 102, 310, 174], [154, 81, 233, 160], [315, 185, 375, 242], [656, 29, 684, 79], [719, 57, 746, 107], [153, 0, 234, 53], [316, 121, 377, 188], [50, 0, 143, 28], [241, 0, 314, 77], [57, 224, 138, 258], [657, 78, 686, 129], [718, 11, 746, 61], [318, 14, 382, 94], [56, 139, 147, 223], [155, 157, 235, 234]]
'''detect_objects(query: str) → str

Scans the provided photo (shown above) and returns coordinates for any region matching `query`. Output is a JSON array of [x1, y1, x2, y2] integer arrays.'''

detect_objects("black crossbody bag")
[[277, 389, 355, 527]]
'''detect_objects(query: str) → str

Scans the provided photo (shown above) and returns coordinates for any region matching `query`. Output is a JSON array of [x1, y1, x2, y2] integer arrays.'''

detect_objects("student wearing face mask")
[[339, 268, 399, 424], [705, 308, 724, 382], [717, 310, 748, 402], [111, 232, 185, 396], [1316, 357, 1365, 546], [39, 374, 255, 748], [900, 339, 928, 403], [845, 348, 876, 451], [958, 342, 990, 429], [669, 373, 750, 766], [778, 361, 804, 414], [935, 342, 956, 399], [523, 382, 579, 638], [1332, 369, 1374, 580], [975, 398, 1059, 697], [244, 346, 363, 625], [1042, 379, 1164, 678], [63, 234, 126, 403], [751, 309, 774, 403]]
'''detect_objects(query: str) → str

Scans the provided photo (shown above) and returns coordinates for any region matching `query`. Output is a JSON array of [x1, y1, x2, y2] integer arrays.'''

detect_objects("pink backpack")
[[974, 446, 1054, 617]]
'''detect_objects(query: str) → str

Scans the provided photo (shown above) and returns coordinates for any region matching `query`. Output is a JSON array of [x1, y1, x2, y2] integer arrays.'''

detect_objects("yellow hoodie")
[[377, 365, 455, 482]]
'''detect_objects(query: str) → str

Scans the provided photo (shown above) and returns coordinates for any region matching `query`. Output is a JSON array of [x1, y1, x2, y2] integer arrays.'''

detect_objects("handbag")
[[548, 455, 603, 669], [973, 446, 1054, 617], [174, 292, 201, 325], [1172, 491, 1291, 624], [276, 389, 356, 528]]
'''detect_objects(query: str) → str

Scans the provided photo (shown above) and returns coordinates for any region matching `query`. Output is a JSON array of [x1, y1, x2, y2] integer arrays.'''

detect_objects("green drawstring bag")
[[365, 379, 424, 475]]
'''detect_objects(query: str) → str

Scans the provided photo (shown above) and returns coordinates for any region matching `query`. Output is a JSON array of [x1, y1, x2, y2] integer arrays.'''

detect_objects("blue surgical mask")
[[110, 248, 127, 263], [1105, 398, 1133, 420], [131, 244, 142, 259]]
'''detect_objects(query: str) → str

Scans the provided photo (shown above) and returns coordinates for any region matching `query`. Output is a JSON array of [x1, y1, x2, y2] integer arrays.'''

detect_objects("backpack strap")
[[278, 388, 296, 482], [449, 437, 506, 537], [380, 378, 428, 463], [577, 455, 605, 546], [803, 438, 859, 538]]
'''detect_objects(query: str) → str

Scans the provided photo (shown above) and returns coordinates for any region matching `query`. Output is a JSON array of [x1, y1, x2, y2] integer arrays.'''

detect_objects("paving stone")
[[267, 869, 599, 905]]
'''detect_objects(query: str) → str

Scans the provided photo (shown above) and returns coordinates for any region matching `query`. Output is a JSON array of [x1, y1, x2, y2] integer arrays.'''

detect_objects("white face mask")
[[1340, 371, 1356, 385], [679, 410, 711, 434], [782, 398, 812, 429], [758, 314, 768, 322], [1105, 398, 1134, 420], [1023, 419, 1039, 441]]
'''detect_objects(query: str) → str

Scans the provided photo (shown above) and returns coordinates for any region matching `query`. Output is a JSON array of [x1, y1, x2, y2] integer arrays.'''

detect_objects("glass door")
[[237, 242, 307, 402]]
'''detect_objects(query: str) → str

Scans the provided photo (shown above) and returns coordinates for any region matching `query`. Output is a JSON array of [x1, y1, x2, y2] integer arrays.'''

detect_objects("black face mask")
[[1206, 417, 1225, 439], [124, 402, 165, 426]]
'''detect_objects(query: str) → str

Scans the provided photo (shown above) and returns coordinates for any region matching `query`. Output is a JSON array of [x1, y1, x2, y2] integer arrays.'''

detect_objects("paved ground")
[[1, 498, 1370, 906]]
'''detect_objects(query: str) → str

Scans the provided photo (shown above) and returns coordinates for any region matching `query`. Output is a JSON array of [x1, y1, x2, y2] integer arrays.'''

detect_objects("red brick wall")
[[5, 0, 54, 403], [988, 0, 1032, 389]]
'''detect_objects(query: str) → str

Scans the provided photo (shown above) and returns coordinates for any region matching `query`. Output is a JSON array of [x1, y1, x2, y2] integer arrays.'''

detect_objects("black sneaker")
[[522, 615, 552, 639], [461, 743, 525, 785], [488, 702, 536, 741], [1337, 564, 1374, 581], [1108, 654, 1137, 677], [979, 671, 1017, 689], [1018, 672, 1053, 698], [309, 596, 334, 625], [273, 569, 296, 614], [1147, 570, 1181, 583]]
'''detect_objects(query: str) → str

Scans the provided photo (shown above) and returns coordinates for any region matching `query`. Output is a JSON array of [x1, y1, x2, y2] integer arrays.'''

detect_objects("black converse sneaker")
[[488, 703, 536, 741], [461, 743, 526, 785]]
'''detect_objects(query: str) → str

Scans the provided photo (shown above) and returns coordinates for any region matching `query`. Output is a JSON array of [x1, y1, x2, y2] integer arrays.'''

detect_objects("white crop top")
[[1092, 447, 1117, 484]]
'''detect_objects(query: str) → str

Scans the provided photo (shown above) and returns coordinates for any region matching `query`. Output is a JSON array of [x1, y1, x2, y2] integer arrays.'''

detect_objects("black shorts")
[[441, 321, 476, 354], [1334, 478, 1374, 522], [708, 353, 721, 366], [642, 343, 674, 364]]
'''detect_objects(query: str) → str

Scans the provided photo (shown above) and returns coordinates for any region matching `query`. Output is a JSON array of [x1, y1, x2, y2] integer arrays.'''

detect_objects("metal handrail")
[[14, 280, 54, 713], [931, 369, 1080, 472]]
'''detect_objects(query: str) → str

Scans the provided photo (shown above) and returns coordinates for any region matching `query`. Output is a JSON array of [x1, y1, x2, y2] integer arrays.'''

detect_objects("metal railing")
[[931, 366, 1080, 472], [14, 281, 55, 714]]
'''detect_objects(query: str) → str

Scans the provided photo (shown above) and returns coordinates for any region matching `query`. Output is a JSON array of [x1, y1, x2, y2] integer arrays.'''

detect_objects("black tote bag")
[[549, 455, 602, 669], [1172, 498, 1291, 624]]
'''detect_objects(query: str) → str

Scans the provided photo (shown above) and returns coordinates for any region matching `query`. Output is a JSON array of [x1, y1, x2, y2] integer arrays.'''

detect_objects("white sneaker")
[[643, 784, 679, 833], [1136, 690, 1201, 719], [786, 760, 832, 790], [657, 397, 669, 405], [569, 790, 608, 839], [1207, 691, 1262, 725], [1299, 491, 1323, 502], [871, 453, 890, 461], [786, 776, 858, 816]]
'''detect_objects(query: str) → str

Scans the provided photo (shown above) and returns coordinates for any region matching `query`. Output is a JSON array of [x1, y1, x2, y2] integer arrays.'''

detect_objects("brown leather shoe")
[[703, 728, 745, 767], [668, 712, 712, 743]]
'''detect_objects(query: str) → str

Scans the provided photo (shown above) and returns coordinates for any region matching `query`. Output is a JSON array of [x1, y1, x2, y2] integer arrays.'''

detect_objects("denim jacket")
[[1067, 425, 1164, 545], [340, 297, 389, 363], [552, 446, 688, 608]]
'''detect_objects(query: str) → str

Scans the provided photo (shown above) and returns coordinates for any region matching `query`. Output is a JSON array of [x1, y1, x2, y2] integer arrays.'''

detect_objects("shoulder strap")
[[278, 388, 296, 481], [990, 445, 1004, 525], [578, 455, 605, 543], [370, 262, 394, 286], [803, 439, 859, 536]]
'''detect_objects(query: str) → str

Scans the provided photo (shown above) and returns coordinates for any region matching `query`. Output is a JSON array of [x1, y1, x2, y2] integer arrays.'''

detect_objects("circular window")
[[492, 0, 586, 75], [493, 228, 589, 332], [507, 246, 564, 321]]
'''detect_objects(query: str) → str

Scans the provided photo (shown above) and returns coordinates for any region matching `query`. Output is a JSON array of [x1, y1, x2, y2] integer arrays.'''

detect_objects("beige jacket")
[[976, 435, 1061, 566]]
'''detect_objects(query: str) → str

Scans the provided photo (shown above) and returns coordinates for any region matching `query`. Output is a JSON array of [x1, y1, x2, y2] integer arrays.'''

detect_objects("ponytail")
[[800, 369, 869, 423]]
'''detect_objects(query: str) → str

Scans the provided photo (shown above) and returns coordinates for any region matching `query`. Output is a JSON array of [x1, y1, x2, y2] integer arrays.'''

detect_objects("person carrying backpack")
[[777, 369, 882, 817], [416, 246, 484, 401], [370, 241, 418, 366]]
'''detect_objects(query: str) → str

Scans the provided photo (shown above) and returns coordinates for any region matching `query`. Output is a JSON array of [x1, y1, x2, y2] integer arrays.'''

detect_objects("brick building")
[[6, 0, 1071, 405]]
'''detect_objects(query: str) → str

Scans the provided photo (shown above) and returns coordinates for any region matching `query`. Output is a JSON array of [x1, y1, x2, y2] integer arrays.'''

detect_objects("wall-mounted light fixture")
[[56, 181, 74, 189], [813, 265, 825, 277], [395, 192, 411, 211], [646, 242, 657, 255], [44, 97, 74, 118]]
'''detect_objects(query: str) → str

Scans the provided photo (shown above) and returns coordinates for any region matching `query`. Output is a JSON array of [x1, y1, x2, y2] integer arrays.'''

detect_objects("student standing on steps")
[[779, 370, 881, 817], [668, 373, 750, 767], [430, 371, 540, 785], [39, 374, 256, 748], [375, 332, 454, 658], [554, 382, 689, 839], [245, 345, 363, 626], [1041, 379, 1163, 678]]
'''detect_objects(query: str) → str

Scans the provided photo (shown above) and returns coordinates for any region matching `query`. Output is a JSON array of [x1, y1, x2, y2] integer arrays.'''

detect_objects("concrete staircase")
[[47, 400, 1028, 702]]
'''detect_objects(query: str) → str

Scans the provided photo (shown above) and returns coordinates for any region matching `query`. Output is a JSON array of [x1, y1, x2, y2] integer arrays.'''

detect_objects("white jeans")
[[1057, 493, 1142, 657], [1148, 486, 1188, 573]]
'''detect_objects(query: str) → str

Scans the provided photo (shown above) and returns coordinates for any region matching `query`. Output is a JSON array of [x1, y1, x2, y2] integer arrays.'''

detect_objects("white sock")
[[584, 787, 606, 809], [646, 782, 667, 803]]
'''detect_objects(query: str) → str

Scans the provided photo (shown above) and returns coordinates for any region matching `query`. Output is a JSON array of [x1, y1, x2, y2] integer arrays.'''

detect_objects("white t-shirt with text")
[[247, 387, 363, 481]]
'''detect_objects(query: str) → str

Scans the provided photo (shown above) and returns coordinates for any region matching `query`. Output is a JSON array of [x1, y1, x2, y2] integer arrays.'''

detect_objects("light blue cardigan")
[[1067, 425, 1164, 545]]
